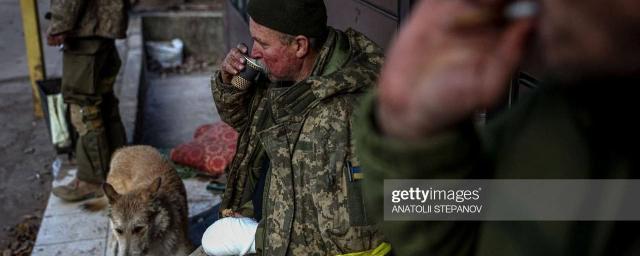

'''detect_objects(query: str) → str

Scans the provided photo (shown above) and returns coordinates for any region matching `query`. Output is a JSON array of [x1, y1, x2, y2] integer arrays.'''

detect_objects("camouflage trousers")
[[62, 37, 126, 184]]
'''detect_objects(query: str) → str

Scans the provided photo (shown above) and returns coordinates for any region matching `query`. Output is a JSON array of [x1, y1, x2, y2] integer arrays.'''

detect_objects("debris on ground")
[[1, 215, 41, 256], [147, 54, 218, 76], [22, 148, 35, 154]]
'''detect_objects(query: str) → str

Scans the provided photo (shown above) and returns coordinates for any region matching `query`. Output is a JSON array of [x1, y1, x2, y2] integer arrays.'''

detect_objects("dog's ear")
[[147, 177, 162, 199], [103, 183, 120, 203]]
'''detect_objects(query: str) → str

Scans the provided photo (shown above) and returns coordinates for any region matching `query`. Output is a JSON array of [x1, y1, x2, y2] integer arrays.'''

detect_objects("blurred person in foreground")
[[47, 0, 128, 201], [355, 0, 640, 255]]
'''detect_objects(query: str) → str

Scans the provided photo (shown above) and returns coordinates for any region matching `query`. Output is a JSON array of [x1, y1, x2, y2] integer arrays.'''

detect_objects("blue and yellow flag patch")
[[347, 161, 363, 181]]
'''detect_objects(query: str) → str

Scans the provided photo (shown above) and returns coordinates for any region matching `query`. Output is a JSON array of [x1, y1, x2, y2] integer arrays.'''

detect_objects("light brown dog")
[[83, 145, 193, 256]]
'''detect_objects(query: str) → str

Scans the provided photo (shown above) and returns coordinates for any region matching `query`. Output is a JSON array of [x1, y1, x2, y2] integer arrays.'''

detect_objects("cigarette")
[[504, 1, 539, 20], [452, 1, 539, 29]]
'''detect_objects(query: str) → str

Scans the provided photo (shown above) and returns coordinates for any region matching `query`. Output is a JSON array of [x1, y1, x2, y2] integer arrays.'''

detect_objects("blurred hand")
[[220, 43, 249, 84], [221, 208, 243, 218], [377, 0, 534, 139], [46, 33, 66, 46]]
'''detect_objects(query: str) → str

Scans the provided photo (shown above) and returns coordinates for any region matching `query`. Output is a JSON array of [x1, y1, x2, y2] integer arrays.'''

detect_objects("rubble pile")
[[148, 55, 218, 76]]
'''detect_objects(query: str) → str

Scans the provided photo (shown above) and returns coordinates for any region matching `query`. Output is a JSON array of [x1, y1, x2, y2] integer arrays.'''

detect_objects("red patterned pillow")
[[170, 122, 238, 177]]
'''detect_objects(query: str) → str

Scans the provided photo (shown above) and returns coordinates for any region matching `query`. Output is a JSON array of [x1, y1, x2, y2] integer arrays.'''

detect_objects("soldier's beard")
[[259, 65, 289, 83], [265, 69, 297, 83]]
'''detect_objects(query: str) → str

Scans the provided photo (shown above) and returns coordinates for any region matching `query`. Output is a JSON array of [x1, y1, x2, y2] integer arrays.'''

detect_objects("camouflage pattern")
[[49, 0, 128, 39], [63, 38, 127, 184], [355, 80, 640, 255], [212, 28, 386, 255]]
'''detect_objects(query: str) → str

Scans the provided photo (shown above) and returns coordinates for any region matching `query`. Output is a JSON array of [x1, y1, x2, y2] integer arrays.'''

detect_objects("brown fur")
[[85, 145, 193, 256]]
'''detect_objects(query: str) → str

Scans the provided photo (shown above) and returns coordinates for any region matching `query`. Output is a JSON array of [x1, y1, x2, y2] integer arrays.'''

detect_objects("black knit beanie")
[[247, 0, 327, 38]]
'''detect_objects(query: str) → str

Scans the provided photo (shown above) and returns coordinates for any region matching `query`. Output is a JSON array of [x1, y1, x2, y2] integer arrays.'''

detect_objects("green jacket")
[[49, 0, 128, 39], [355, 79, 640, 255], [212, 28, 386, 255]]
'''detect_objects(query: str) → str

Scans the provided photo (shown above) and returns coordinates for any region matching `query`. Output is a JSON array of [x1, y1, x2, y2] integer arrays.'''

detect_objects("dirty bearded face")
[[104, 178, 167, 256]]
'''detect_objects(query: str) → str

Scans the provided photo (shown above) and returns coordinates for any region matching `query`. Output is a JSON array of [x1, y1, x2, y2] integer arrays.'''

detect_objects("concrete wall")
[[133, 0, 185, 11], [142, 11, 225, 63]]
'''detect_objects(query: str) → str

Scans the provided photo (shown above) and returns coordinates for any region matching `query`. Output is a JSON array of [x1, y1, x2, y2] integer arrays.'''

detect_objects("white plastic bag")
[[201, 217, 258, 256], [145, 38, 184, 68]]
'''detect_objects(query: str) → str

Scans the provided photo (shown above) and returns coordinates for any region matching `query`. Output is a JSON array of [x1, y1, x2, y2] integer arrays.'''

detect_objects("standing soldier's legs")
[[94, 39, 127, 153], [102, 91, 127, 154], [53, 38, 126, 201], [70, 103, 111, 183]]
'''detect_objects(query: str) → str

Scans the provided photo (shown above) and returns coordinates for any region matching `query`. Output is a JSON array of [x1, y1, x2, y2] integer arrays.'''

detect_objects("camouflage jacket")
[[49, 0, 128, 39], [212, 28, 386, 255]]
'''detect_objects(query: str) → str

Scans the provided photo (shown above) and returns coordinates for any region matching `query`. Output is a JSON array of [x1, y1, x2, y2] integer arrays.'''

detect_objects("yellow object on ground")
[[20, 0, 46, 117], [337, 242, 392, 256]]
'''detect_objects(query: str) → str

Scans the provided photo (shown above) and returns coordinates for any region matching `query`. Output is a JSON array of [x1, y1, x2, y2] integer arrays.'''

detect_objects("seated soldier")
[[193, 0, 390, 255]]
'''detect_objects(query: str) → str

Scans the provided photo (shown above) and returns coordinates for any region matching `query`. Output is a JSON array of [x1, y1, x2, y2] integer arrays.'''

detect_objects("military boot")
[[52, 177, 104, 202]]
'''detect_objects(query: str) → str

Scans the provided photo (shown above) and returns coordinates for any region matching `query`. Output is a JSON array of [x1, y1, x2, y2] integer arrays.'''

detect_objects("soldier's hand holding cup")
[[220, 43, 250, 84], [220, 43, 265, 90]]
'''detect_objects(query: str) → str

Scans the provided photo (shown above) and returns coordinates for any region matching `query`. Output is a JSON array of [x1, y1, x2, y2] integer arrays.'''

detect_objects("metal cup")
[[231, 55, 266, 90]]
